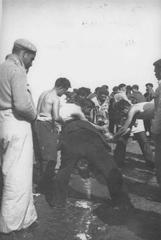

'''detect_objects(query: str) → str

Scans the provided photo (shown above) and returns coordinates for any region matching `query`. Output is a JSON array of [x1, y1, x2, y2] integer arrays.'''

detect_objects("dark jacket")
[[131, 91, 146, 104]]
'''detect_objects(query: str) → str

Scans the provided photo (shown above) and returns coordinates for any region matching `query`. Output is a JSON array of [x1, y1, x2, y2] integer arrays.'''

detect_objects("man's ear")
[[23, 50, 29, 58], [22, 51, 28, 61]]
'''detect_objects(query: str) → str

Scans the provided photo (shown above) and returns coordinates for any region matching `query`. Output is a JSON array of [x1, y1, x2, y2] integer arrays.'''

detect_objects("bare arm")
[[90, 123, 108, 131], [124, 105, 139, 126], [52, 96, 61, 122], [37, 91, 48, 114], [114, 104, 140, 137], [71, 112, 87, 121]]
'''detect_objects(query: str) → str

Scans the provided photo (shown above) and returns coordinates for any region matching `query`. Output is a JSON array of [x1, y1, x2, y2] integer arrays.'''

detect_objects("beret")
[[153, 59, 161, 67], [14, 38, 37, 52]]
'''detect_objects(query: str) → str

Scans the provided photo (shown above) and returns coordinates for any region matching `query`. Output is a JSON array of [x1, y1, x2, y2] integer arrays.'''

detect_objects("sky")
[[0, 0, 161, 103]]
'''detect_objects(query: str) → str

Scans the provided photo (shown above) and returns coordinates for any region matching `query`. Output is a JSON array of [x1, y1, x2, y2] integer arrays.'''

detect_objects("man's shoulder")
[[52, 91, 60, 102], [38, 90, 50, 103], [154, 86, 161, 96], [132, 92, 145, 102], [0, 59, 18, 71], [0, 60, 26, 80], [40, 90, 60, 104]]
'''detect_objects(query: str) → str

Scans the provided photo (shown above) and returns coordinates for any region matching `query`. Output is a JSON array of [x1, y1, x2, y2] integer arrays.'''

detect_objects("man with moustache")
[[0, 39, 37, 234]]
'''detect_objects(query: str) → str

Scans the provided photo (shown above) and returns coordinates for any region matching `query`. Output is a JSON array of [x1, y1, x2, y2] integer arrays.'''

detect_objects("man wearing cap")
[[0, 39, 37, 234], [151, 59, 161, 189]]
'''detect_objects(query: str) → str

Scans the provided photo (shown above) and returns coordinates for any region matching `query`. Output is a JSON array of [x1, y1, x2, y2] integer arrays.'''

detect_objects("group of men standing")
[[0, 39, 129, 236], [0, 38, 161, 237]]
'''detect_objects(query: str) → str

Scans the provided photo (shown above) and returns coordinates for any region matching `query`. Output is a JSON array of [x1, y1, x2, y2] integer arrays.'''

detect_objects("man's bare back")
[[37, 89, 60, 120]]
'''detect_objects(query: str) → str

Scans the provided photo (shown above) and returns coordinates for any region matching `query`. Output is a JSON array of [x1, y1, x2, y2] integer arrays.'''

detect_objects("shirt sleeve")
[[10, 67, 37, 122]]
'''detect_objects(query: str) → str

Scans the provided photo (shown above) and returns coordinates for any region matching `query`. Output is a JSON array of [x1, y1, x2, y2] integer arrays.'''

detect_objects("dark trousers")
[[154, 135, 161, 188], [0, 167, 3, 205], [134, 131, 154, 164], [53, 129, 129, 206], [32, 120, 58, 203], [114, 131, 154, 167], [144, 119, 152, 135], [109, 119, 118, 134], [114, 133, 130, 167]]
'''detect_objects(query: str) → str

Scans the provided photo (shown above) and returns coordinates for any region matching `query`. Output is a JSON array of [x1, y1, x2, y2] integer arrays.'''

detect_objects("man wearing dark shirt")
[[131, 85, 146, 104], [144, 83, 155, 102], [144, 83, 155, 135], [151, 59, 161, 189]]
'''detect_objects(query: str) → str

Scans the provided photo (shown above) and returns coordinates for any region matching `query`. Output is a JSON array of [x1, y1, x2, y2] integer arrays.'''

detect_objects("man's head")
[[101, 85, 109, 91], [113, 99, 131, 125], [55, 77, 71, 96], [76, 98, 95, 121], [145, 83, 153, 92], [132, 84, 139, 92], [126, 85, 132, 92], [153, 59, 161, 81], [118, 83, 126, 92], [97, 87, 109, 103], [94, 87, 100, 96], [64, 91, 77, 103], [12, 39, 37, 72], [112, 86, 119, 95], [77, 87, 91, 99]]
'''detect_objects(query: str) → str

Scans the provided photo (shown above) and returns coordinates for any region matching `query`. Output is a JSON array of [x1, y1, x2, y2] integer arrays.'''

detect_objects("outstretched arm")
[[114, 104, 140, 137]]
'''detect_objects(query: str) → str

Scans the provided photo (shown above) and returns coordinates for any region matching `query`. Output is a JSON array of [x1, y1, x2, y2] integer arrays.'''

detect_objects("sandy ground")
[[1, 138, 161, 240]]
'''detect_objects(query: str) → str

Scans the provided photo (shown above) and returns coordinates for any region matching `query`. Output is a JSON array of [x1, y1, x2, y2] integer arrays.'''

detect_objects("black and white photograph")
[[0, 0, 161, 239]]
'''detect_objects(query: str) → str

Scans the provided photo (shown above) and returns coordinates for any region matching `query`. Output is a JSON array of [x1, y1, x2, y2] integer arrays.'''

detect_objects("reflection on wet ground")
[[1, 139, 161, 240]]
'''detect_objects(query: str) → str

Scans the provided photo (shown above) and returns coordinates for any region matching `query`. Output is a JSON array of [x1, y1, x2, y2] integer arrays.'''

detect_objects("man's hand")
[[114, 125, 130, 139], [100, 124, 109, 132]]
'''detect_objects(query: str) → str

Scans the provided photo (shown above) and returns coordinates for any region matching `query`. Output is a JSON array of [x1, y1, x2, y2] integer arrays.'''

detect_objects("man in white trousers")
[[0, 39, 37, 234]]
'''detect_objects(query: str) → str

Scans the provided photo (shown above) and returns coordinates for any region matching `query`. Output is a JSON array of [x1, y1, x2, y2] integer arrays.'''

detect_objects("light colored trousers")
[[0, 110, 37, 233]]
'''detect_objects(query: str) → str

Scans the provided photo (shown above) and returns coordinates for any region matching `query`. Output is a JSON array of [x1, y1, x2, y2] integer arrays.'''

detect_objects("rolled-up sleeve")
[[10, 68, 37, 122]]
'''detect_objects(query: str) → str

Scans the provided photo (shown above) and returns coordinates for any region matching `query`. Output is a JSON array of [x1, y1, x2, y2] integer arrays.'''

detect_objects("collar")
[[7, 54, 25, 69]]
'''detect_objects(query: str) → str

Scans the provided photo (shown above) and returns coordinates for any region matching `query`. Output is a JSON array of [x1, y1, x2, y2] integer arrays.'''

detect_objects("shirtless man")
[[113, 99, 154, 168], [33, 77, 71, 205], [114, 100, 154, 137]]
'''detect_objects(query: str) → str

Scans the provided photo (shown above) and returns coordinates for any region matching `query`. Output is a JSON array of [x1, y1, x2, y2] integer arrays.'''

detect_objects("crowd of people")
[[0, 38, 161, 237]]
